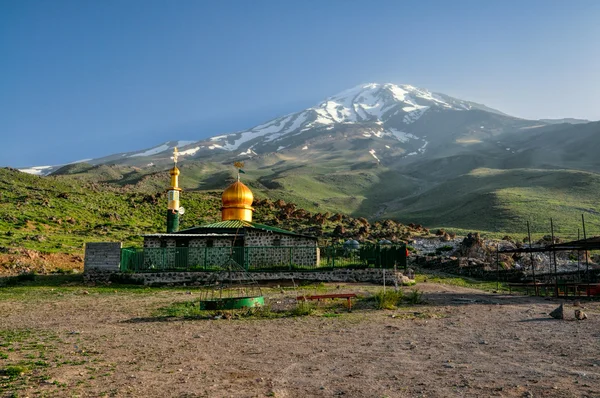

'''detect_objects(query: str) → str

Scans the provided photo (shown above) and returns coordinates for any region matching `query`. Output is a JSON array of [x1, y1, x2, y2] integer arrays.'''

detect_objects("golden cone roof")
[[222, 180, 253, 208]]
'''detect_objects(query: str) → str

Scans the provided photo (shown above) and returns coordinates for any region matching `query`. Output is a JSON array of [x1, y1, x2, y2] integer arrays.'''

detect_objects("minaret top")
[[169, 147, 181, 190]]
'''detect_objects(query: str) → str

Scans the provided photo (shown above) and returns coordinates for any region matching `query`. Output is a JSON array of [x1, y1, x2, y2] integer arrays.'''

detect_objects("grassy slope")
[[0, 167, 420, 256], [389, 168, 600, 238], [0, 168, 222, 253]]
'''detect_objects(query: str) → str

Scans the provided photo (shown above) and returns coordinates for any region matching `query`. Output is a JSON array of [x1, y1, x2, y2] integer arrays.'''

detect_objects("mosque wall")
[[244, 230, 319, 267], [141, 231, 319, 269]]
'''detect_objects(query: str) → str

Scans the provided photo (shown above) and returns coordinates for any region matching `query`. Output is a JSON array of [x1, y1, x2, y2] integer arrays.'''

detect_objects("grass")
[[155, 300, 318, 319], [0, 327, 101, 395], [0, 167, 415, 266], [415, 272, 507, 292], [374, 289, 404, 310], [2, 365, 30, 377], [5, 161, 600, 269], [392, 168, 600, 237], [372, 288, 424, 309]]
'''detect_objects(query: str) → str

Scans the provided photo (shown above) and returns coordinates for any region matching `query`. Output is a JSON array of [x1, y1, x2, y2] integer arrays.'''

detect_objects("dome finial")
[[234, 161, 244, 182]]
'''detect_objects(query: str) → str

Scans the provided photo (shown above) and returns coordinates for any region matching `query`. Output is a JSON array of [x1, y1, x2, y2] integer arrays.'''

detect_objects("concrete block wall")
[[84, 242, 122, 272]]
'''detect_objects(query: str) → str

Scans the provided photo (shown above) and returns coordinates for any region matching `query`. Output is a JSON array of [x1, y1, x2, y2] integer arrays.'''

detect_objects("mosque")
[[140, 149, 320, 269]]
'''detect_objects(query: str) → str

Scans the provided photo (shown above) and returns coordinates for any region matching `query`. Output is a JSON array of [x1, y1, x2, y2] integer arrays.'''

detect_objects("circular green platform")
[[199, 296, 264, 310]]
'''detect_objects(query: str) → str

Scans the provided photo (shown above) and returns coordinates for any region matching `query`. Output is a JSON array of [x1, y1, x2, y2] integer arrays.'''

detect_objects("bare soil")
[[1, 282, 599, 398], [0, 248, 83, 275]]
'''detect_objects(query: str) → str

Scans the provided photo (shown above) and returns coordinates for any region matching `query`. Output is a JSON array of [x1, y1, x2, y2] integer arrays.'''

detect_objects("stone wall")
[[245, 230, 319, 267], [141, 232, 319, 269], [83, 242, 122, 272], [187, 238, 234, 268], [84, 268, 413, 286]]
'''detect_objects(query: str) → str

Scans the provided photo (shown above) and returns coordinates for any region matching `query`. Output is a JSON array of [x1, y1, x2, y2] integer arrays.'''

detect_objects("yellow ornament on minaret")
[[221, 162, 254, 222]]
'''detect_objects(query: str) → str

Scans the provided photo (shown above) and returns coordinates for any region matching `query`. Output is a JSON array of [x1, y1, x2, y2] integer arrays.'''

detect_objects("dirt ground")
[[1, 282, 599, 398]]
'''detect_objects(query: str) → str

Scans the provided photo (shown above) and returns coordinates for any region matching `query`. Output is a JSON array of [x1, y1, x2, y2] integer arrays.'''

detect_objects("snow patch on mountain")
[[386, 128, 418, 143], [220, 113, 301, 150], [130, 144, 170, 157], [369, 149, 380, 162], [178, 146, 202, 156], [403, 107, 429, 124], [19, 165, 54, 175], [238, 147, 257, 156]]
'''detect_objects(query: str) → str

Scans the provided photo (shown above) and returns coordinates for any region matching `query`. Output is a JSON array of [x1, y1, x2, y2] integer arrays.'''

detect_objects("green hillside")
[[0, 168, 422, 256], [390, 168, 600, 238], [0, 168, 224, 252]]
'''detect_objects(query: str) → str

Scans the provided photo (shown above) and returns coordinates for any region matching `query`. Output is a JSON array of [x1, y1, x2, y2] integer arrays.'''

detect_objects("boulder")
[[575, 309, 588, 320], [549, 304, 564, 320]]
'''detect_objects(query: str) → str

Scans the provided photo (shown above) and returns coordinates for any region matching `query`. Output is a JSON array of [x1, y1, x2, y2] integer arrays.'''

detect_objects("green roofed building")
[[142, 167, 319, 270]]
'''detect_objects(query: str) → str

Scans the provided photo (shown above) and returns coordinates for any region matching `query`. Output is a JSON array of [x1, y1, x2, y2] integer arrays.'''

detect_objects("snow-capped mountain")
[[19, 83, 572, 175], [205, 83, 507, 154]]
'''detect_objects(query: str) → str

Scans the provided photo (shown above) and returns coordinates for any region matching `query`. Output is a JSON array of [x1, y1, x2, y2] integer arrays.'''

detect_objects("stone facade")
[[244, 230, 319, 267], [141, 229, 319, 269]]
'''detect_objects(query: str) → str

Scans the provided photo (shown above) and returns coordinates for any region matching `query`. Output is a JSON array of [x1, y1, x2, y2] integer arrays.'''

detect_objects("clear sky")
[[1, 0, 599, 167]]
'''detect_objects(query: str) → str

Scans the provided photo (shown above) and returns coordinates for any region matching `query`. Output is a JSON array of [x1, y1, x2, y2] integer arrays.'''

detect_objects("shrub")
[[17, 272, 36, 282], [374, 289, 403, 310], [52, 268, 74, 275], [2, 365, 29, 377], [405, 289, 424, 304], [291, 301, 314, 316]]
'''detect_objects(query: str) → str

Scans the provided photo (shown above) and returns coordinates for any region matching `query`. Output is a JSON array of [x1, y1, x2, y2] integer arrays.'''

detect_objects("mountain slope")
[[389, 168, 600, 236], [13, 83, 600, 235]]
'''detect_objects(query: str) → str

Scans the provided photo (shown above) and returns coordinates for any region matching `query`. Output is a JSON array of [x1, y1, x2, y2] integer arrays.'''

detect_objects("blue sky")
[[1, 0, 599, 167]]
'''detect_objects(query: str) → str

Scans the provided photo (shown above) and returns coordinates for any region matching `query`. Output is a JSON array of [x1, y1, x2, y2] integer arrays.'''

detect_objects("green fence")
[[120, 244, 406, 273]]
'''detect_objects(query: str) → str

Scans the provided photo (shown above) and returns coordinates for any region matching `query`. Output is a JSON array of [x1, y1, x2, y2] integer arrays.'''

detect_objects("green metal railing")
[[120, 244, 406, 273]]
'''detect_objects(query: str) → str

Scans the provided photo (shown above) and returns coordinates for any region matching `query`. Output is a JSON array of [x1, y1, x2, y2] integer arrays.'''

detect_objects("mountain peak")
[[18, 82, 528, 174]]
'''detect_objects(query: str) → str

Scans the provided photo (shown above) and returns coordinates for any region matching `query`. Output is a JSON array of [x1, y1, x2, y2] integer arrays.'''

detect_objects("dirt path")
[[1, 283, 599, 397]]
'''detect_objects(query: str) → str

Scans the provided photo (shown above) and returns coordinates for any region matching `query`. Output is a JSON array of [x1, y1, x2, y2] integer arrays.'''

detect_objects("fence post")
[[204, 247, 207, 270], [245, 247, 249, 271], [332, 245, 335, 269]]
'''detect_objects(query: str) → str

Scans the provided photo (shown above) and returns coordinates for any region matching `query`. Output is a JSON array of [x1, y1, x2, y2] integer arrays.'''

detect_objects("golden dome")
[[169, 166, 180, 176], [221, 180, 254, 221]]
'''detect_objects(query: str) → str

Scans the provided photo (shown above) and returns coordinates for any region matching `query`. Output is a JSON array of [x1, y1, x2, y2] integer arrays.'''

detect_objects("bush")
[[1, 272, 36, 287], [52, 268, 74, 275], [374, 289, 403, 310], [2, 365, 29, 377], [291, 301, 314, 316], [405, 289, 424, 304], [17, 272, 36, 282]]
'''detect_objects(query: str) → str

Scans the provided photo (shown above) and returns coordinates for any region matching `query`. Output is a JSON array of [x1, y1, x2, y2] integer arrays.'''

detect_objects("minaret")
[[166, 147, 182, 233]]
